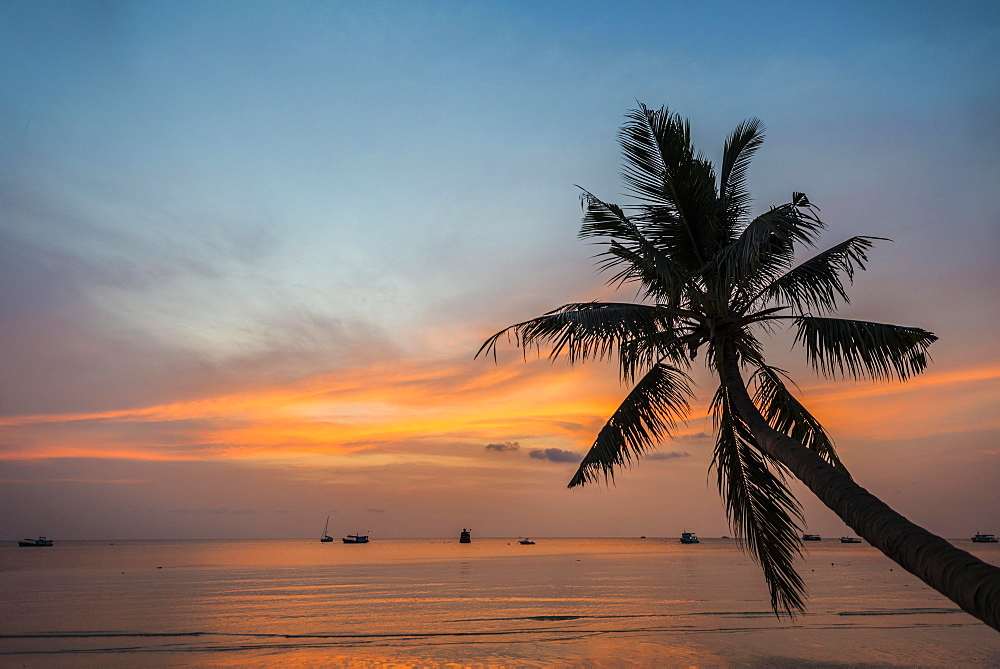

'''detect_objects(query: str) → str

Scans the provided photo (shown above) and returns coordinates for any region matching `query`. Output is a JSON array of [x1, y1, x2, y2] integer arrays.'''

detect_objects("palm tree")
[[479, 104, 1000, 629]]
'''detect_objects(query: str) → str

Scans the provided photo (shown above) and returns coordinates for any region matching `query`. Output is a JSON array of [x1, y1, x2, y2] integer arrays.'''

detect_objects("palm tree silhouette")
[[479, 104, 999, 629]]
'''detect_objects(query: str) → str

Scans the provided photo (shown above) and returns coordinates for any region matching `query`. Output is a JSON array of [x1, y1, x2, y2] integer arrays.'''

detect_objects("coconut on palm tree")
[[478, 104, 1000, 629]]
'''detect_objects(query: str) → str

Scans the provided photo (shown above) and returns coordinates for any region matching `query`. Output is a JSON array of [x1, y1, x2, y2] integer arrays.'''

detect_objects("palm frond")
[[617, 104, 721, 269], [618, 103, 692, 204], [714, 196, 825, 298], [618, 326, 705, 382], [793, 317, 938, 381], [711, 384, 806, 616], [750, 365, 846, 472], [719, 117, 765, 232], [578, 191, 694, 305], [569, 363, 694, 487], [476, 302, 678, 366], [578, 189, 643, 242], [755, 236, 884, 315]]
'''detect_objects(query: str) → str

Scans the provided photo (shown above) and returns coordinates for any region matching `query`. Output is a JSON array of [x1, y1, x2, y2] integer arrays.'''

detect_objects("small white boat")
[[18, 536, 53, 547], [840, 536, 862, 544], [680, 532, 699, 544], [342, 534, 369, 544], [972, 532, 998, 543]]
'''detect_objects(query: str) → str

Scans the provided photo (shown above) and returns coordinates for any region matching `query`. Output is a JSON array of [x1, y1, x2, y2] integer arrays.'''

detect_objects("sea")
[[1, 537, 997, 667]]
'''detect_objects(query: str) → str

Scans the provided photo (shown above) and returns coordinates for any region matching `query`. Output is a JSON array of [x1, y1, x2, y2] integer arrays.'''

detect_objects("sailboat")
[[320, 516, 334, 543]]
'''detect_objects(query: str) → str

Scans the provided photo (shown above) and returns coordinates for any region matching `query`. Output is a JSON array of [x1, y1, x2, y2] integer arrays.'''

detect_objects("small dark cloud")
[[646, 450, 691, 461], [529, 448, 580, 463], [486, 441, 520, 452]]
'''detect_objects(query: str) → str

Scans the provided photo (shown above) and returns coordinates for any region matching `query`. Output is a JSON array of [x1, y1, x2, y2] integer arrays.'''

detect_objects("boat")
[[802, 534, 822, 541], [18, 536, 53, 547], [840, 536, 862, 543], [342, 534, 369, 544], [972, 532, 998, 543], [519, 538, 535, 545], [320, 516, 334, 543], [460, 528, 471, 543], [680, 532, 699, 544]]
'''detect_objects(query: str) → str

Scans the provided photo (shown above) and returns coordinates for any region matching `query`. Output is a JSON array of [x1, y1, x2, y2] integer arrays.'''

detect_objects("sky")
[[1, 0, 998, 541]]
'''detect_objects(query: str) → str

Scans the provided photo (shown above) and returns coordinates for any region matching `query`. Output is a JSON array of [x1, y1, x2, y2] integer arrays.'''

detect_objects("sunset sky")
[[2, 1, 998, 540]]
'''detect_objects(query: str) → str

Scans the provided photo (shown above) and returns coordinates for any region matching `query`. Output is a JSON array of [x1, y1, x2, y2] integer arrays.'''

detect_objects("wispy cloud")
[[169, 507, 258, 515], [646, 451, 691, 461]]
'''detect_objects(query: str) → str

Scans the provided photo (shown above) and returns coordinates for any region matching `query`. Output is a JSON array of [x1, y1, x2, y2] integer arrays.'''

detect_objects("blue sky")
[[1, 1, 998, 540]]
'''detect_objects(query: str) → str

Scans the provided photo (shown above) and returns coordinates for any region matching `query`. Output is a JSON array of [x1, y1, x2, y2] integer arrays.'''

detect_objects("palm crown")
[[479, 104, 938, 616]]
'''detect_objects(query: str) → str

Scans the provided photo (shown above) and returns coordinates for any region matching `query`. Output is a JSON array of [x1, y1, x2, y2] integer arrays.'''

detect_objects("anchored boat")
[[342, 534, 369, 544], [680, 532, 699, 544], [972, 532, 998, 543], [18, 536, 53, 547], [320, 516, 334, 543]]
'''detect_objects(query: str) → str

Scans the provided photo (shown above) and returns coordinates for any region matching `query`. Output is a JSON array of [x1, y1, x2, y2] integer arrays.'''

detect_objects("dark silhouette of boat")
[[680, 532, 699, 544], [18, 536, 53, 547], [320, 516, 334, 543], [840, 536, 862, 543], [802, 534, 822, 541], [519, 538, 535, 545], [972, 532, 998, 543], [342, 534, 369, 544], [460, 528, 471, 543]]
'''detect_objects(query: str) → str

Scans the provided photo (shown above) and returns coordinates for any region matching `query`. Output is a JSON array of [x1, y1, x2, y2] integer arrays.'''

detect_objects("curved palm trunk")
[[720, 345, 1000, 631]]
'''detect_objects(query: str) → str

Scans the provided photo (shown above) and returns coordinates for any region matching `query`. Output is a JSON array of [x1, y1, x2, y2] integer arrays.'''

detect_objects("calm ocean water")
[[1, 537, 997, 667]]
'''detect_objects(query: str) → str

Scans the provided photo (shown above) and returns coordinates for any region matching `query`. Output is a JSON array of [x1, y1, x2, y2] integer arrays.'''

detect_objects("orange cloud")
[[3, 353, 995, 469]]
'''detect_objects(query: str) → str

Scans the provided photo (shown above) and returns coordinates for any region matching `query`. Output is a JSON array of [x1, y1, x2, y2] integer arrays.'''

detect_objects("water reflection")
[[1, 538, 997, 666]]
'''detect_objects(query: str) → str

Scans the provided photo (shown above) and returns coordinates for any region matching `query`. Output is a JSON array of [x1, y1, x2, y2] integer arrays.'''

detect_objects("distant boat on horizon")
[[802, 534, 822, 541], [972, 532, 998, 543], [680, 532, 699, 544], [840, 536, 862, 543], [460, 528, 471, 543], [518, 538, 535, 545], [342, 534, 369, 544], [320, 516, 334, 543], [18, 536, 53, 547]]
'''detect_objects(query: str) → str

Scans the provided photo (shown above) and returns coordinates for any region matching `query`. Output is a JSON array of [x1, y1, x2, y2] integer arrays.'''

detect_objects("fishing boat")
[[680, 532, 699, 544], [519, 538, 535, 545], [972, 532, 998, 543], [802, 534, 822, 541], [459, 528, 471, 543], [342, 534, 369, 544], [840, 536, 862, 543], [18, 536, 53, 547], [320, 516, 334, 543]]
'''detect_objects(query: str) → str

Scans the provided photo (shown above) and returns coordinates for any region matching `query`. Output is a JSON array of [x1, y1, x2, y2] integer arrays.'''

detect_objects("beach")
[[1, 537, 997, 666]]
